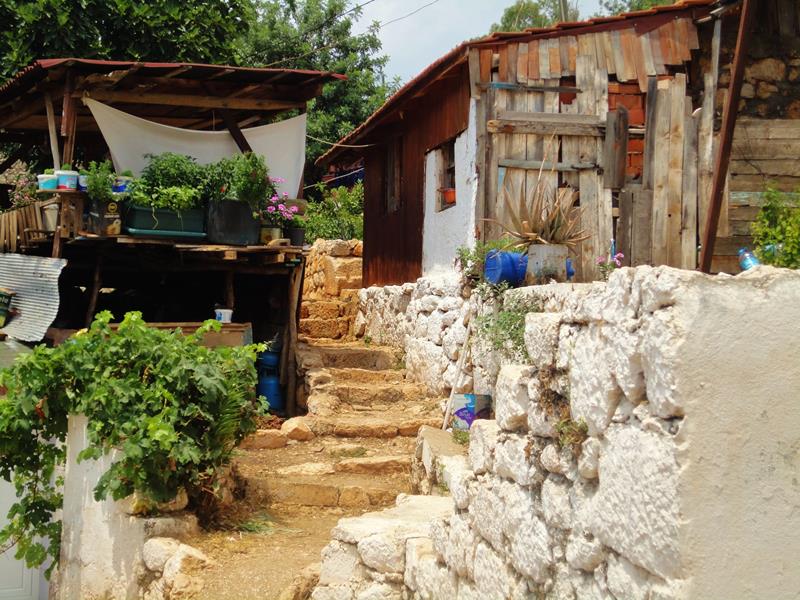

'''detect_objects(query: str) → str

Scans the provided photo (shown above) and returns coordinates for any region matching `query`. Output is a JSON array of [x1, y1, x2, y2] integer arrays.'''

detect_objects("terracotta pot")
[[441, 188, 456, 205]]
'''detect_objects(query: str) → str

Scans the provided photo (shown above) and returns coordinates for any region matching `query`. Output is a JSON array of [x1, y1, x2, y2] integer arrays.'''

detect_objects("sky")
[[356, 0, 605, 83]]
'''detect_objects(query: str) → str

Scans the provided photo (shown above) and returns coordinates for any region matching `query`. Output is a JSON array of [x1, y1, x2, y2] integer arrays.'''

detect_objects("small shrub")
[[0, 311, 266, 574], [86, 160, 115, 204], [305, 182, 364, 241], [475, 292, 541, 362], [752, 187, 800, 269], [451, 429, 470, 446], [555, 418, 588, 450]]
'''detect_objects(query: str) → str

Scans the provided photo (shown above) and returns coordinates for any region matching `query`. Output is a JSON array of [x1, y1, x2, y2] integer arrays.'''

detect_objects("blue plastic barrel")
[[257, 374, 284, 412], [484, 250, 528, 286], [257, 351, 280, 368]]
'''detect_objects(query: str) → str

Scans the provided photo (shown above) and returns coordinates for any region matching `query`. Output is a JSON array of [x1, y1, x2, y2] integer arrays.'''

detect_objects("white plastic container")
[[215, 308, 233, 323], [55, 170, 79, 190], [41, 202, 59, 232], [37, 174, 58, 190]]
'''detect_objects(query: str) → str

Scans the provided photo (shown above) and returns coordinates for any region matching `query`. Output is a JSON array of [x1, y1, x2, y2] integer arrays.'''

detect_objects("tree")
[[0, 0, 254, 83], [490, 0, 579, 32], [598, 0, 664, 15], [237, 0, 397, 183]]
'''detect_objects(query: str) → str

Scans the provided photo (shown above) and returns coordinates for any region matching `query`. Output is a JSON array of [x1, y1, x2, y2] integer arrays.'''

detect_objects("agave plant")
[[487, 175, 588, 249]]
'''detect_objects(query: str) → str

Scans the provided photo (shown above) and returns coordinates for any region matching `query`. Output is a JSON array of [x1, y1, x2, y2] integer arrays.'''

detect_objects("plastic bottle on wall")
[[738, 248, 761, 271]]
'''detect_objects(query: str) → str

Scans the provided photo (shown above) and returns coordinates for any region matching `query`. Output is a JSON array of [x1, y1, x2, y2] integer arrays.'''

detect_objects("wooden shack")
[[0, 59, 346, 414], [318, 0, 800, 285]]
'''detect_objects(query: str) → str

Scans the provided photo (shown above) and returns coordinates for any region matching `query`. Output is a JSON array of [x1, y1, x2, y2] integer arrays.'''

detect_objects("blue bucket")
[[484, 250, 528, 286]]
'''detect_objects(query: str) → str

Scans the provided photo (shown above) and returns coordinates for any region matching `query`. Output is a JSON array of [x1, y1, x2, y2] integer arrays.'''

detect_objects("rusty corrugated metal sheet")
[[0, 253, 67, 342], [362, 66, 471, 287]]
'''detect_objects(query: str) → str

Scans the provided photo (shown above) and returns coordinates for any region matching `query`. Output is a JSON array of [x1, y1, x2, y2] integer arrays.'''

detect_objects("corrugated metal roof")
[[0, 254, 67, 342], [317, 0, 718, 165]]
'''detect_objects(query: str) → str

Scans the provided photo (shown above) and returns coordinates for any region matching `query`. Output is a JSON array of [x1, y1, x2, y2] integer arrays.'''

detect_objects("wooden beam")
[[603, 106, 629, 190], [480, 81, 581, 94], [488, 119, 603, 137], [43, 93, 61, 169], [500, 110, 603, 125], [498, 158, 597, 171], [77, 89, 305, 112], [286, 262, 303, 417], [224, 270, 235, 309], [221, 110, 253, 153], [699, 0, 755, 273]]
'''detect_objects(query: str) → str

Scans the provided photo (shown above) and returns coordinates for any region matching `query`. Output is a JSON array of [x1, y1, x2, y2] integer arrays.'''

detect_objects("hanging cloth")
[[85, 98, 306, 196]]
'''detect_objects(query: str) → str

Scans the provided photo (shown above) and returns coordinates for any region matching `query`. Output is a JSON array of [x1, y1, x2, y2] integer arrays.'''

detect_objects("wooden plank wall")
[[709, 118, 800, 273], [476, 18, 704, 281]]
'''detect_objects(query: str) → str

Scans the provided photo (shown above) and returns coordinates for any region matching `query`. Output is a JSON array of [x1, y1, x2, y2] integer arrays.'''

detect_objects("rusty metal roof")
[[317, 0, 718, 165]]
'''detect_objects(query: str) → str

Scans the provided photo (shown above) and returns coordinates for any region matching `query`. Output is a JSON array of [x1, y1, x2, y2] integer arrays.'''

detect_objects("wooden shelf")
[[36, 189, 86, 196]]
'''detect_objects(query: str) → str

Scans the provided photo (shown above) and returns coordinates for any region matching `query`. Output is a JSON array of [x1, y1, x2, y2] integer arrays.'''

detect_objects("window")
[[385, 137, 402, 214], [435, 138, 456, 212]]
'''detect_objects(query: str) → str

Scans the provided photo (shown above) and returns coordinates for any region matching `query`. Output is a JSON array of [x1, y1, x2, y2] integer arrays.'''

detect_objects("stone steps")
[[323, 379, 428, 406], [297, 341, 401, 371], [308, 413, 443, 439], [325, 367, 407, 385]]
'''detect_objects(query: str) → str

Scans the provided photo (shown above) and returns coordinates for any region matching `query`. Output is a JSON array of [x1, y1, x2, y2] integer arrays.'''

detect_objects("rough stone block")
[[494, 365, 534, 432], [566, 530, 605, 572], [403, 537, 434, 593], [577, 437, 600, 480], [240, 428, 288, 450], [542, 476, 573, 530], [468, 420, 499, 475], [473, 541, 523, 600], [444, 512, 478, 579], [524, 312, 562, 368], [606, 553, 653, 600], [587, 426, 679, 579], [282, 417, 315, 441], [142, 537, 180, 573], [311, 585, 356, 600], [357, 531, 406, 574], [161, 544, 211, 594], [509, 512, 552, 583], [468, 478, 506, 552], [496, 479, 539, 540], [319, 541, 367, 586], [355, 582, 402, 600], [493, 433, 543, 486]]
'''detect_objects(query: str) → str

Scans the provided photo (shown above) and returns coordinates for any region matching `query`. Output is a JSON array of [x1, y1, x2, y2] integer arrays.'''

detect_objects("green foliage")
[[86, 160, 114, 204], [752, 187, 800, 269], [305, 182, 364, 241], [0, 0, 254, 82], [556, 418, 588, 449], [0, 312, 265, 573], [451, 429, 470, 446], [490, 0, 579, 32], [597, 0, 662, 16], [131, 153, 205, 212], [230, 152, 275, 209], [475, 293, 542, 362], [237, 0, 397, 177]]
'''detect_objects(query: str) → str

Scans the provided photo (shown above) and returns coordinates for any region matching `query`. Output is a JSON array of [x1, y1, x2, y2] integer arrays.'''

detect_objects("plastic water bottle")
[[738, 248, 761, 271]]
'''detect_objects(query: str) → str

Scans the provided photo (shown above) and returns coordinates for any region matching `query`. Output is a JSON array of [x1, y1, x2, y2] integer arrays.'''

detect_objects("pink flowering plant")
[[597, 252, 624, 281], [261, 189, 299, 226]]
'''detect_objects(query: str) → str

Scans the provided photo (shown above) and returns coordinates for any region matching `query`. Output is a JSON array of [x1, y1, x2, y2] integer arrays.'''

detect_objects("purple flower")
[[266, 206, 276, 213], [595, 256, 606, 265], [278, 204, 286, 211], [289, 205, 299, 213], [270, 176, 286, 184]]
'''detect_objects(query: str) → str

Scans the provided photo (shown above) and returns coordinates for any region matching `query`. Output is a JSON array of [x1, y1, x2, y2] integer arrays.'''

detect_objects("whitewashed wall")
[[421, 99, 478, 277]]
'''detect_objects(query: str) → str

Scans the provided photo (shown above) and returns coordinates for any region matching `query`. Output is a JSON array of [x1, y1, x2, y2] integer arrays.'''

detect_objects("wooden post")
[[51, 194, 64, 258], [44, 94, 61, 169], [603, 106, 629, 190], [285, 262, 304, 417], [85, 254, 104, 327], [699, 0, 755, 273], [224, 270, 235, 309]]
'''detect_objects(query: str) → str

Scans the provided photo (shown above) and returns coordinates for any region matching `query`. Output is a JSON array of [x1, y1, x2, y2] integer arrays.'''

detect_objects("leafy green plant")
[[556, 418, 588, 449], [0, 312, 266, 575], [86, 160, 114, 204], [229, 152, 275, 210], [305, 182, 364, 241], [752, 187, 800, 269], [131, 153, 205, 211], [43, 168, 54, 175], [475, 293, 542, 362], [451, 429, 470, 446], [119, 169, 133, 178], [59, 163, 71, 170], [455, 239, 512, 287]]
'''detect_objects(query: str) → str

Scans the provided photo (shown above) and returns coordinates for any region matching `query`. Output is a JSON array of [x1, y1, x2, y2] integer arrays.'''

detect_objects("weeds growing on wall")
[[475, 293, 542, 363], [305, 182, 364, 241], [0, 312, 265, 575], [455, 239, 512, 289], [752, 187, 800, 269]]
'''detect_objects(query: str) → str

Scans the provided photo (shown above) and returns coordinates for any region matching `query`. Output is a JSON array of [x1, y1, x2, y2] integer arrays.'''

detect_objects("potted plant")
[[285, 215, 306, 247], [260, 191, 298, 243], [123, 153, 205, 239], [207, 153, 273, 246], [486, 177, 587, 284], [113, 169, 135, 193], [86, 160, 122, 236], [37, 168, 58, 191], [56, 163, 78, 191]]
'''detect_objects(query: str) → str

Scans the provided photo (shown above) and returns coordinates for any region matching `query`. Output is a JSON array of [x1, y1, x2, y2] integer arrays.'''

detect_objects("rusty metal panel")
[[362, 66, 471, 286]]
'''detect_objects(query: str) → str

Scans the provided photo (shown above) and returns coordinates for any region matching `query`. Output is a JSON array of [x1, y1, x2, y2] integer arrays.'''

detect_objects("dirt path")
[[188, 504, 357, 600]]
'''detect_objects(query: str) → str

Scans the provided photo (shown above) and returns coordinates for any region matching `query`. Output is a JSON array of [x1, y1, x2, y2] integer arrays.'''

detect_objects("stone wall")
[[314, 265, 800, 599], [58, 416, 212, 600], [301, 239, 363, 340]]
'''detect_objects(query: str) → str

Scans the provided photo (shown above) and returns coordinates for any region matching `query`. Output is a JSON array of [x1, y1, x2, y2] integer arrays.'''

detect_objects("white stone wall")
[[421, 99, 479, 277], [319, 265, 800, 599]]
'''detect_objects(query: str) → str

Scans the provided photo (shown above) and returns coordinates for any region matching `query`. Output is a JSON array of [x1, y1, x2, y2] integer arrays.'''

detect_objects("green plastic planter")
[[123, 203, 206, 239]]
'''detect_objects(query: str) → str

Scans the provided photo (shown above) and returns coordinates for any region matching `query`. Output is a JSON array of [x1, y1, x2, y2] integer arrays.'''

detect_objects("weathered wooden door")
[[0, 479, 45, 600]]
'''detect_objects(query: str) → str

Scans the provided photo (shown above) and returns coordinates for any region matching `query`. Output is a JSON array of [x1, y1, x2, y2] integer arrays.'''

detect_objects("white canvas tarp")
[[85, 98, 306, 196]]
